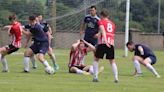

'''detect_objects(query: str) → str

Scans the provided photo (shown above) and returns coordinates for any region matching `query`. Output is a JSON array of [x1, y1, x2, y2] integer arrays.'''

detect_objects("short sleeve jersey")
[[134, 44, 155, 59], [98, 18, 116, 46], [29, 23, 48, 42], [84, 15, 100, 38], [10, 21, 22, 48], [69, 48, 87, 67]]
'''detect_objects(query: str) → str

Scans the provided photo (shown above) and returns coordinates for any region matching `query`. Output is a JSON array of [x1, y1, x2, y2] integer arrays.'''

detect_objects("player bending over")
[[68, 39, 104, 75], [92, 9, 119, 83], [22, 15, 54, 74], [126, 41, 160, 78], [0, 14, 22, 72]]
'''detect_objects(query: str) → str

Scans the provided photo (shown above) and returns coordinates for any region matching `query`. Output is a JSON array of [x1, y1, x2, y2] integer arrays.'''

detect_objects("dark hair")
[[29, 15, 36, 21], [100, 9, 109, 17], [90, 5, 96, 10], [8, 14, 16, 21], [126, 41, 134, 47], [35, 13, 42, 17]]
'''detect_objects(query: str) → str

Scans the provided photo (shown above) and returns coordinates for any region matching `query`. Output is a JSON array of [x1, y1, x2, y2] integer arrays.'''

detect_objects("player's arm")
[[72, 40, 81, 51], [80, 21, 86, 39], [46, 31, 52, 46], [82, 39, 95, 52], [138, 46, 144, 55], [99, 25, 110, 47]]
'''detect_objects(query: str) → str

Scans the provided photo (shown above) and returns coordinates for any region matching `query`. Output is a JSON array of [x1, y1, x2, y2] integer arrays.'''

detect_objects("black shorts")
[[95, 44, 115, 59], [69, 65, 86, 73], [5, 44, 19, 54]]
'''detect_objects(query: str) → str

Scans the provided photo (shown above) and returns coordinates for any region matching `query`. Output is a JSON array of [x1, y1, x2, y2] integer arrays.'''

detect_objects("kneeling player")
[[68, 39, 104, 75], [126, 41, 160, 78]]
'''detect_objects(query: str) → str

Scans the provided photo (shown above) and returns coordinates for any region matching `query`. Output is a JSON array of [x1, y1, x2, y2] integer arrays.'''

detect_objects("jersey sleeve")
[[98, 20, 103, 26]]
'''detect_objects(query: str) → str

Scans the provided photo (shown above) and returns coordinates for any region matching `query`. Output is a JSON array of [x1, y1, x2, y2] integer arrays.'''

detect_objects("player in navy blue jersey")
[[126, 41, 160, 78], [80, 6, 100, 46], [22, 15, 54, 73]]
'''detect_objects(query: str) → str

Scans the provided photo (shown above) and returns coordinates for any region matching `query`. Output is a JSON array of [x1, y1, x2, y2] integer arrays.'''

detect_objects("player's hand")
[[94, 34, 99, 38], [106, 43, 111, 48]]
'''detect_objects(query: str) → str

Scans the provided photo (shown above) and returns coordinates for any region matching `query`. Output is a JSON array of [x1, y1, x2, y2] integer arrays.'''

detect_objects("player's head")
[[126, 41, 135, 52], [28, 15, 37, 25], [89, 5, 97, 16], [78, 40, 85, 50], [36, 14, 43, 22], [8, 14, 17, 22], [100, 9, 109, 18]]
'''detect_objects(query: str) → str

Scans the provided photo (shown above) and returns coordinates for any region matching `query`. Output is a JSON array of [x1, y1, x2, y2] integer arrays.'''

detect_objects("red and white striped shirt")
[[9, 21, 22, 48], [98, 18, 116, 46], [69, 48, 87, 67]]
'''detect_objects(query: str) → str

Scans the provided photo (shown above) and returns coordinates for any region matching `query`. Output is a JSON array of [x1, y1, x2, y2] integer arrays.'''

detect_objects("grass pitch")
[[0, 49, 164, 92]]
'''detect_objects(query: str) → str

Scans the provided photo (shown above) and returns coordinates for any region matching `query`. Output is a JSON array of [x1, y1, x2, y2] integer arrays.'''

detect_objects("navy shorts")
[[148, 56, 156, 65], [30, 41, 49, 55], [84, 37, 97, 46], [5, 44, 19, 54]]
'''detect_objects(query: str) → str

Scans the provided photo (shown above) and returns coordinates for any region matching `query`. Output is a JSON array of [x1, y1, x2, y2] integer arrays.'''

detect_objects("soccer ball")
[[45, 66, 55, 74]]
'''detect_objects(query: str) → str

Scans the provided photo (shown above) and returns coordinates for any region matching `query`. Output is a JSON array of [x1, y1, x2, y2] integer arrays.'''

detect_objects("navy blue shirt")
[[39, 21, 49, 33], [134, 44, 155, 59], [29, 23, 48, 42], [84, 15, 100, 39]]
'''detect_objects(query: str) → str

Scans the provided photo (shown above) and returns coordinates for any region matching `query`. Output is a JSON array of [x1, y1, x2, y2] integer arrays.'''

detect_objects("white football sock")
[[42, 60, 50, 68], [89, 65, 94, 74], [111, 63, 119, 81], [134, 59, 142, 74], [30, 55, 37, 68], [23, 57, 30, 71], [76, 69, 84, 74], [93, 61, 99, 79], [0, 53, 2, 60], [1, 57, 8, 71], [146, 63, 159, 76]]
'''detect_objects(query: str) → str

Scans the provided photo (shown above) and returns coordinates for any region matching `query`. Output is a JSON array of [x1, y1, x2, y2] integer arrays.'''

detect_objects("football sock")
[[89, 65, 94, 74], [0, 53, 1, 60], [30, 55, 37, 68], [146, 63, 159, 76], [42, 60, 50, 68], [134, 59, 142, 74], [76, 69, 84, 74], [50, 53, 57, 66], [93, 61, 99, 79], [111, 63, 119, 81], [23, 57, 30, 71], [1, 57, 8, 71]]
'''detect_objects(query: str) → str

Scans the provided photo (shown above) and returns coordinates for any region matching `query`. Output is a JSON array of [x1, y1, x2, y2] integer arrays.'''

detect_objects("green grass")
[[0, 49, 164, 92]]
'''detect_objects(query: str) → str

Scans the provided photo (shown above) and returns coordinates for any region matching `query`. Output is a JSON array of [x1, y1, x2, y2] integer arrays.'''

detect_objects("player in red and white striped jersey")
[[68, 39, 102, 75], [93, 9, 119, 83], [0, 14, 22, 72]]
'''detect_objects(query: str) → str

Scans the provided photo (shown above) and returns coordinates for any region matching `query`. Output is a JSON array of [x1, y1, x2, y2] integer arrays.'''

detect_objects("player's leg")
[[30, 54, 37, 69], [23, 48, 34, 72], [109, 59, 119, 83], [47, 47, 59, 70], [70, 66, 90, 75], [0, 46, 8, 72], [142, 57, 160, 78], [83, 65, 104, 75], [133, 56, 143, 76], [93, 44, 105, 82], [107, 45, 118, 83], [37, 42, 53, 73], [0, 45, 19, 72]]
